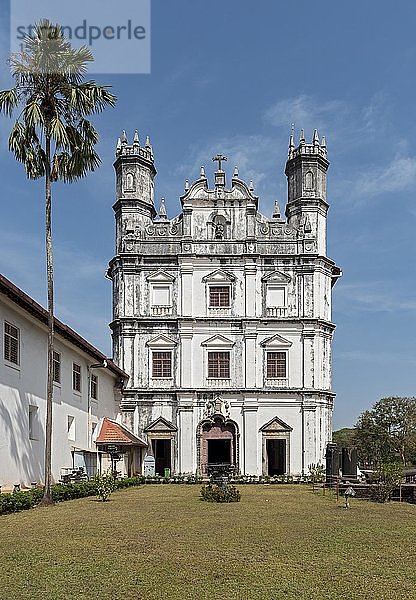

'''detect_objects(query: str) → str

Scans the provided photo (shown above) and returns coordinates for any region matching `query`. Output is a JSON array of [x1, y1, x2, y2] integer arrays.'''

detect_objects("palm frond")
[[2, 18, 116, 182], [0, 89, 19, 116], [24, 99, 44, 127], [50, 114, 70, 148]]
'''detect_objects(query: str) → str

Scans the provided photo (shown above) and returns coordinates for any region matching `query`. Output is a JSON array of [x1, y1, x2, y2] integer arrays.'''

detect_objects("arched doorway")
[[197, 415, 239, 476]]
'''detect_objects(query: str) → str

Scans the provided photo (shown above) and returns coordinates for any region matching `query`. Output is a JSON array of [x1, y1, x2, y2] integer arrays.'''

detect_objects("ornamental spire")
[[159, 198, 167, 220]]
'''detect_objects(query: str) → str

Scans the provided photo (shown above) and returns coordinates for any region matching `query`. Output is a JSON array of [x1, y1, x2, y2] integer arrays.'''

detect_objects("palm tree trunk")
[[41, 132, 54, 505]]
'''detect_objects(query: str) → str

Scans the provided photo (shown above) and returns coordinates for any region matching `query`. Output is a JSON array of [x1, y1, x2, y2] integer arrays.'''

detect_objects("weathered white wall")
[[110, 133, 339, 476]]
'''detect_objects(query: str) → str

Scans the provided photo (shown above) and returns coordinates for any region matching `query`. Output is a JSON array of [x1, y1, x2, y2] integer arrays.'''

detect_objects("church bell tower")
[[113, 129, 156, 254], [285, 129, 329, 255]]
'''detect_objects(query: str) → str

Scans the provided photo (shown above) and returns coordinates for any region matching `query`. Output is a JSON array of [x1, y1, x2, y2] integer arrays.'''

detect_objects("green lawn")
[[0, 485, 415, 600]]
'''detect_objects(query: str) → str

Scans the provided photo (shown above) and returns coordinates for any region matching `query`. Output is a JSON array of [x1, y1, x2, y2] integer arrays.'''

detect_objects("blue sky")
[[0, 1, 415, 429]]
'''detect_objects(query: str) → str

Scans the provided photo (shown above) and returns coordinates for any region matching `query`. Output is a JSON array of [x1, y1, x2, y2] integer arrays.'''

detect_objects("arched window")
[[304, 171, 314, 191], [125, 172, 135, 191]]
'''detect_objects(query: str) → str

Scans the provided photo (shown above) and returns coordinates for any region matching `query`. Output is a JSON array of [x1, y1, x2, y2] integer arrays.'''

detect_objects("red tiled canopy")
[[96, 417, 147, 447]]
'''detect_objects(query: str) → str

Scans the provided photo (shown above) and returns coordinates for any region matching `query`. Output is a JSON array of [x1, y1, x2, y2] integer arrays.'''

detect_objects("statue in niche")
[[212, 214, 227, 240], [215, 222, 224, 239], [204, 397, 216, 418]]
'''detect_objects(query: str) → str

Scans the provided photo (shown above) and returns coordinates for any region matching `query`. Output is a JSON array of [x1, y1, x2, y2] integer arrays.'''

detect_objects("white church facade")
[[108, 129, 341, 477]]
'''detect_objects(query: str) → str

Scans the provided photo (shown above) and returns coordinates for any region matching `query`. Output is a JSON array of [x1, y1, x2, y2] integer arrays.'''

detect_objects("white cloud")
[[351, 156, 416, 197], [264, 95, 350, 138]]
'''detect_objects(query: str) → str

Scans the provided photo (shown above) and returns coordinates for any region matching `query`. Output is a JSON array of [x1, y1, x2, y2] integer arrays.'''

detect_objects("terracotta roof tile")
[[96, 418, 147, 447]]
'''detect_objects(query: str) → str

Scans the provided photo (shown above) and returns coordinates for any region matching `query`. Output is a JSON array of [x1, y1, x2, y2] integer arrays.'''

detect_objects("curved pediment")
[[260, 333, 292, 348], [261, 270, 291, 284], [202, 269, 236, 283], [201, 334, 235, 348], [146, 334, 177, 348], [180, 174, 258, 204]]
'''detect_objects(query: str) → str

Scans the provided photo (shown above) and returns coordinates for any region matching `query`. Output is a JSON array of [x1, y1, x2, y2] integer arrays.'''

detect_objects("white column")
[[244, 264, 257, 317], [242, 402, 258, 474], [302, 330, 315, 388], [179, 329, 193, 388], [181, 265, 193, 317], [244, 332, 257, 388], [179, 407, 194, 473]]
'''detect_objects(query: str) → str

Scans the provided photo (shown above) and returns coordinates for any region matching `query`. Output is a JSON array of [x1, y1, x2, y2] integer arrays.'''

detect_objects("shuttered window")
[[73, 363, 81, 392], [90, 374, 98, 399], [53, 351, 61, 384], [4, 322, 19, 365]]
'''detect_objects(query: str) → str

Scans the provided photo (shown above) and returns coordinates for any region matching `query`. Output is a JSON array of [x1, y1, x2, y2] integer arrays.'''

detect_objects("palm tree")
[[0, 20, 116, 504]]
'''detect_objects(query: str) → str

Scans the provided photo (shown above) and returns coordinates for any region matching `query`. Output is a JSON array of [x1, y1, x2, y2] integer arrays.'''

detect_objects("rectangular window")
[[29, 405, 38, 440], [266, 286, 285, 307], [4, 321, 19, 365], [152, 352, 172, 378], [152, 285, 170, 306], [267, 352, 286, 378], [53, 351, 61, 384], [72, 363, 81, 392], [90, 374, 98, 400], [208, 352, 230, 378], [67, 415, 75, 440], [209, 286, 230, 307]]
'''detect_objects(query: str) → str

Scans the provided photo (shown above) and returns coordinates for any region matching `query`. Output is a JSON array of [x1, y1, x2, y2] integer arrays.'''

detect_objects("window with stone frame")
[[53, 351, 61, 384], [209, 286, 230, 308], [72, 363, 81, 392], [266, 352, 286, 379], [266, 285, 286, 308], [90, 373, 98, 400], [151, 284, 171, 306], [208, 351, 230, 378], [152, 351, 172, 378], [4, 321, 19, 365]]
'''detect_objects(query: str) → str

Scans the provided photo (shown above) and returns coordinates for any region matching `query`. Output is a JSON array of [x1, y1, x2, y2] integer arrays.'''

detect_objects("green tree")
[[355, 397, 416, 467], [372, 461, 403, 503], [0, 20, 116, 504], [332, 427, 357, 448]]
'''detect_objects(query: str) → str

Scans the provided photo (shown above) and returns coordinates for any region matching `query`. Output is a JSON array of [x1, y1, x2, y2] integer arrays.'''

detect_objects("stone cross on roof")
[[212, 154, 228, 171]]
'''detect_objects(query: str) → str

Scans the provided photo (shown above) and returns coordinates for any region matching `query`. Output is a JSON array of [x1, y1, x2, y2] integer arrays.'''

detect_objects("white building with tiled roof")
[[0, 274, 129, 488]]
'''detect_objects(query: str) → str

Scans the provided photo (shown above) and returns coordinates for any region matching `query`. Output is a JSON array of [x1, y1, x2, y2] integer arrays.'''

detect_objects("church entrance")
[[197, 415, 239, 476], [266, 439, 286, 475], [208, 439, 231, 464], [152, 439, 171, 475], [260, 417, 292, 477]]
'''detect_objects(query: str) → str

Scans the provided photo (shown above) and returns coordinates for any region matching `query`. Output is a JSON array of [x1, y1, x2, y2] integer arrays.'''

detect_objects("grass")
[[0, 485, 415, 600]]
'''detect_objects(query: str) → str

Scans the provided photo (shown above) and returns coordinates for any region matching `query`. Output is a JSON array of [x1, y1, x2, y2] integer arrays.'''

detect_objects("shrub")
[[0, 474, 143, 515], [372, 461, 403, 503], [200, 484, 241, 503], [94, 471, 116, 502]]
